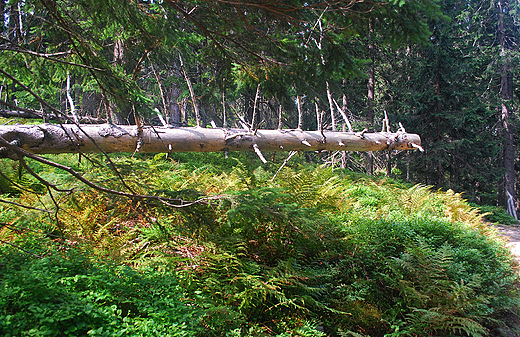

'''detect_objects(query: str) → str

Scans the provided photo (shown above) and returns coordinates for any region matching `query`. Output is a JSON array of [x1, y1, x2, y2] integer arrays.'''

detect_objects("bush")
[[324, 217, 519, 336], [0, 236, 201, 336]]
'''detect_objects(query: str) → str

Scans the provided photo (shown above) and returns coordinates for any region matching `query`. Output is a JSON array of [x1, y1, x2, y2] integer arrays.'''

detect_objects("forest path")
[[494, 224, 520, 265], [493, 224, 520, 337]]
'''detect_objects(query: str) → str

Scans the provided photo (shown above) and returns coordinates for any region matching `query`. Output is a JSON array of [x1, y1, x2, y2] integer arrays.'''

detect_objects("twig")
[[149, 57, 169, 124], [154, 108, 168, 126], [340, 124, 347, 168], [0, 198, 53, 213], [384, 110, 390, 132], [326, 81, 336, 131], [148, 124, 171, 154], [355, 128, 368, 138], [235, 112, 251, 131], [0, 239, 43, 258], [17, 155, 73, 193], [0, 169, 35, 193], [46, 186, 64, 230], [222, 91, 227, 128], [66, 72, 79, 124], [316, 100, 325, 142], [506, 191, 518, 220], [132, 38, 162, 81], [0, 102, 106, 123], [0, 44, 104, 71], [0, 67, 130, 193], [304, 5, 329, 46], [411, 143, 424, 152], [179, 54, 200, 127], [271, 151, 297, 181], [277, 105, 283, 131], [132, 106, 144, 157], [315, 100, 320, 131], [253, 143, 267, 164], [1, 222, 60, 237], [333, 98, 353, 132], [0, 99, 44, 118], [224, 132, 252, 140], [297, 96, 303, 130], [0, 66, 66, 118], [253, 120, 265, 135], [0, 136, 215, 208], [251, 83, 261, 130], [398, 122, 406, 133]]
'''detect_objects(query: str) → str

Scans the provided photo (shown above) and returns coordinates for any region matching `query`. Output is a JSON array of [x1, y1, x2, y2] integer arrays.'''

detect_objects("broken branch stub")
[[0, 124, 422, 159]]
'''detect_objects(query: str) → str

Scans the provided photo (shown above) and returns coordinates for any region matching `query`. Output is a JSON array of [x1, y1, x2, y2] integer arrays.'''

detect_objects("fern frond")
[[407, 308, 487, 337]]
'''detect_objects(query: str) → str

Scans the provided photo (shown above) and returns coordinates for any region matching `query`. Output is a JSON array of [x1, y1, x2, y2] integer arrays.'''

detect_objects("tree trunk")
[[0, 0, 5, 36], [168, 85, 182, 125], [366, 20, 375, 175], [498, 0, 517, 219], [8, 0, 23, 44], [0, 124, 421, 159]]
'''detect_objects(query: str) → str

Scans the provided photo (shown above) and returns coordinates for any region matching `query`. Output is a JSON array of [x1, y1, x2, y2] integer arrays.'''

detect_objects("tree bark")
[[0, 124, 421, 159]]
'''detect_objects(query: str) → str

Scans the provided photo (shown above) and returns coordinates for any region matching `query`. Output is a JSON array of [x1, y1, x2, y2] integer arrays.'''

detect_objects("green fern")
[[406, 308, 487, 337], [389, 241, 489, 336], [276, 166, 343, 211]]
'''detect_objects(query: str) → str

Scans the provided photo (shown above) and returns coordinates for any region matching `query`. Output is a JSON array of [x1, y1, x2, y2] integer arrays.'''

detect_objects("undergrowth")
[[0, 153, 518, 336]]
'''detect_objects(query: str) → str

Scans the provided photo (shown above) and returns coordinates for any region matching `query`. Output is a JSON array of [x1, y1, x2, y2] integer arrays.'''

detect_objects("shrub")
[[320, 217, 519, 336], [0, 236, 201, 336]]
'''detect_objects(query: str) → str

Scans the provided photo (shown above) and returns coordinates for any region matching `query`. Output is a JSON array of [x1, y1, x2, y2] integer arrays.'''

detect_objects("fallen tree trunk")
[[0, 123, 422, 159]]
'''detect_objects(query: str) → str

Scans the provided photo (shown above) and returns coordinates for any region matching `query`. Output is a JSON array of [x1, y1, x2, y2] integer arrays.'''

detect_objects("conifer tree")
[[373, 0, 519, 211]]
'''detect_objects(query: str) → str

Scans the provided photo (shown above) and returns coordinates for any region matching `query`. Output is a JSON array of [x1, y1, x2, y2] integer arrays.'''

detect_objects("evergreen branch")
[[0, 238, 43, 258], [0, 198, 53, 214], [0, 42, 105, 71], [0, 66, 66, 118], [164, 0, 285, 65], [16, 155, 73, 193]]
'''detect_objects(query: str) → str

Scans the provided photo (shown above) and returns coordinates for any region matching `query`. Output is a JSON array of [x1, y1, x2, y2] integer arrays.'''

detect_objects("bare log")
[[0, 124, 422, 159]]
